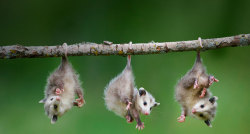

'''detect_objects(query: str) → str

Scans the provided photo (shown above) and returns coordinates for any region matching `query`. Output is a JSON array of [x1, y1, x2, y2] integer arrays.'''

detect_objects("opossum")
[[39, 43, 85, 124], [104, 55, 160, 130], [175, 50, 219, 127]]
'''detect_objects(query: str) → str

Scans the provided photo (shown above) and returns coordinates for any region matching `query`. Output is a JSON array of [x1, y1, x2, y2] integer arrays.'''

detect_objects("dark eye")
[[54, 105, 58, 109], [143, 102, 147, 106], [50, 98, 54, 101], [199, 114, 204, 117], [200, 104, 204, 108]]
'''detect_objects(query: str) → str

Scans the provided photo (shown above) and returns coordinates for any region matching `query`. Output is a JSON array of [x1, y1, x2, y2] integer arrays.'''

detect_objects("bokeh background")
[[0, 0, 250, 134]]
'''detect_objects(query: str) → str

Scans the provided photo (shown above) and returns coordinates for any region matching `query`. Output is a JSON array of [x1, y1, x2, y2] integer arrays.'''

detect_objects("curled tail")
[[196, 37, 202, 63], [191, 50, 202, 71], [196, 50, 201, 63], [60, 43, 68, 69], [127, 55, 131, 68]]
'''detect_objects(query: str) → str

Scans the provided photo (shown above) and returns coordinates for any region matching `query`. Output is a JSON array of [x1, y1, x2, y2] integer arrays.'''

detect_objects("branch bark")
[[0, 34, 249, 59]]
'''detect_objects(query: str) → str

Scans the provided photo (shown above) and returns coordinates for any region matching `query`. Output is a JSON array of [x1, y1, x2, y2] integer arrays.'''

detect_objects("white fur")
[[191, 98, 218, 121], [104, 67, 135, 117], [135, 88, 159, 115], [58, 68, 75, 116], [104, 57, 160, 119]]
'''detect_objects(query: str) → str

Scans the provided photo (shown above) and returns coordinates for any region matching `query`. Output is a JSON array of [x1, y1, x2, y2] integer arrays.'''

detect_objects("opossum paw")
[[55, 88, 64, 95], [209, 76, 219, 86], [177, 115, 185, 123], [194, 79, 199, 89], [193, 79, 199, 89], [75, 97, 84, 108], [193, 84, 199, 89], [126, 115, 134, 123], [126, 102, 132, 110], [199, 88, 207, 98], [136, 122, 144, 130]]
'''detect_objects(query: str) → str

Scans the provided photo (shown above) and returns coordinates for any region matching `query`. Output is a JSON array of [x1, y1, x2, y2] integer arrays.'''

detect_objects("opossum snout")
[[192, 109, 196, 114]]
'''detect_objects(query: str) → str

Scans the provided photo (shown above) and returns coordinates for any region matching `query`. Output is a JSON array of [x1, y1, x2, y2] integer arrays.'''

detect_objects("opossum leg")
[[131, 109, 144, 130], [199, 87, 207, 98], [182, 77, 197, 89], [125, 110, 134, 123], [74, 87, 85, 107], [54, 79, 64, 95], [193, 78, 199, 89], [126, 101, 132, 110], [177, 108, 186, 123], [122, 98, 132, 110], [209, 75, 219, 86], [55, 88, 64, 95]]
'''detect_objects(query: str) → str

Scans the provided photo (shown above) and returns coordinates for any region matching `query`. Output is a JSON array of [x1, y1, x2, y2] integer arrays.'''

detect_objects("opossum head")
[[39, 95, 61, 124], [135, 87, 160, 115], [192, 96, 218, 127]]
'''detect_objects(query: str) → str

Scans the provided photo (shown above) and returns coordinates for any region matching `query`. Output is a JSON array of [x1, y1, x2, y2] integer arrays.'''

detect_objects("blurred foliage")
[[0, 0, 250, 134]]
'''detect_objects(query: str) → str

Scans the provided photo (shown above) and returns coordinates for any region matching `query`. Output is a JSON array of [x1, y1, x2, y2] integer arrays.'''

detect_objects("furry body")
[[40, 44, 84, 124], [175, 51, 218, 127], [104, 56, 160, 130]]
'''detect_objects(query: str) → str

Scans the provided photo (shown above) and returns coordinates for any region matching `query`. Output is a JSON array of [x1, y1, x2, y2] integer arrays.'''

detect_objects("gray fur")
[[104, 55, 160, 130], [39, 44, 85, 124], [175, 51, 218, 127]]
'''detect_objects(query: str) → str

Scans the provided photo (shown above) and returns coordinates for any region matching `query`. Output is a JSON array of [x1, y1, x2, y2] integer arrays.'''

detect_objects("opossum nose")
[[192, 109, 196, 114], [144, 112, 149, 115], [56, 97, 60, 101]]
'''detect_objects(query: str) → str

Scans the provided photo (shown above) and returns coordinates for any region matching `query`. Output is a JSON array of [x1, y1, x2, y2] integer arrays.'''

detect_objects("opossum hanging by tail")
[[175, 38, 219, 127], [104, 55, 160, 130], [39, 43, 85, 124]]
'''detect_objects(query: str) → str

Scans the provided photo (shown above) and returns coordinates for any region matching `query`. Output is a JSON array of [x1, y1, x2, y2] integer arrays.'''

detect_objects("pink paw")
[[193, 79, 199, 89], [177, 115, 185, 123], [136, 122, 144, 130], [55, 88, 64, 95], [126, 102, 132, 110], [75, 97, 84, 108], [209, 76, 219, 86], [199, 88, 207, 98], [126, 115, 133, 123]]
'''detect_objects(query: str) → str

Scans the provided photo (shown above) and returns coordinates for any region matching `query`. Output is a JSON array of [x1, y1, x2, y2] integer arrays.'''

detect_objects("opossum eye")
[[143, 102, 147, 106], [50, 98, 54, 101], [54, 105, 58, 109], [199, 114, 204, 117], [200, 104, 204, 108]]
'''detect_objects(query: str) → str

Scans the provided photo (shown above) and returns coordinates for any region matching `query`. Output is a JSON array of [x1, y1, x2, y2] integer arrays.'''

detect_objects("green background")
[[0, 0, 250, 134]]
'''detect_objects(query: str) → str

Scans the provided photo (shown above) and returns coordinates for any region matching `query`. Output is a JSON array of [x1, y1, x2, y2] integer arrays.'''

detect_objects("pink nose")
[[56, 97, 60, 101], [192, 109, 196, 114], [144, 112, 149, 115]]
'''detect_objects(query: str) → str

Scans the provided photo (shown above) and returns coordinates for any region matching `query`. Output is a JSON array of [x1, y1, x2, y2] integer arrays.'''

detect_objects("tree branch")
[[0, 34, 249, 59]]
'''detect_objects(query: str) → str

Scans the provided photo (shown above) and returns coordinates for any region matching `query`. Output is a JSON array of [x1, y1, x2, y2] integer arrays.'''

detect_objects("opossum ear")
[[154, 102, 160, 107], [51, 115, 58, 124], [209, 96, 218, 104], [39, 98, 46, 103], [139, 88, 146, 96], [204, 120, 212, 127]]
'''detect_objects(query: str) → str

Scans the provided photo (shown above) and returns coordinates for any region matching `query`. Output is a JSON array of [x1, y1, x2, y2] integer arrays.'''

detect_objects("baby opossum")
[[104, 55, 160, 130], [175, 50, 219, 127], [39, 43, 85, 124]]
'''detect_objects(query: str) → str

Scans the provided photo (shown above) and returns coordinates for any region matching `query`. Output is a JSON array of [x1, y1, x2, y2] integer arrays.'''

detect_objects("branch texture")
[[0, 34, 249, 59]]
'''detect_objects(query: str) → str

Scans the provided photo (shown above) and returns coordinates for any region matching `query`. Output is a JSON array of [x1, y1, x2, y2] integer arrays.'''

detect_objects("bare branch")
[[0, 34, 249, 59]]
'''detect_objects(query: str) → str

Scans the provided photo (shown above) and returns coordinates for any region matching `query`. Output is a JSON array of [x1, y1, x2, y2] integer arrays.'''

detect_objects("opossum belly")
[[59, 72, 76, 115], [105, 95, 127, 117]]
